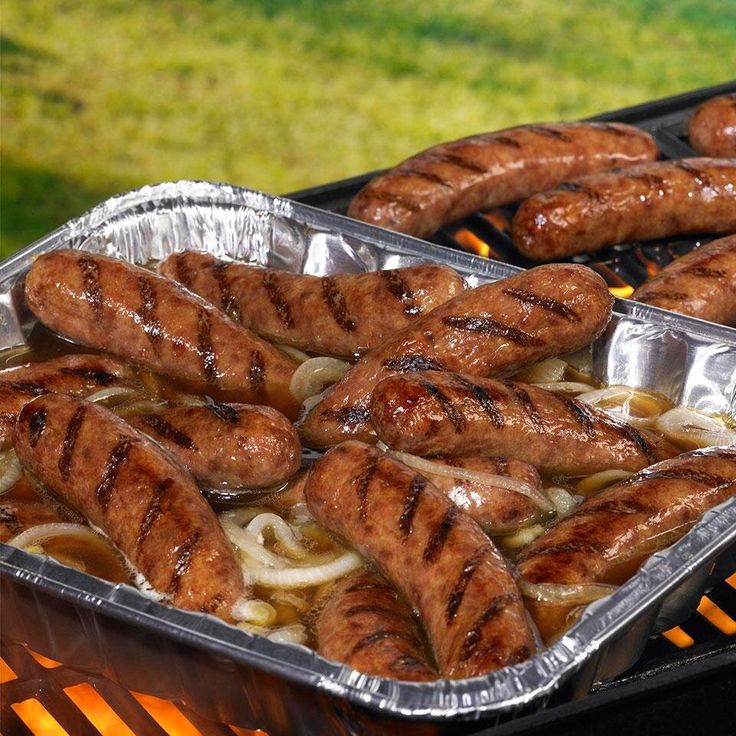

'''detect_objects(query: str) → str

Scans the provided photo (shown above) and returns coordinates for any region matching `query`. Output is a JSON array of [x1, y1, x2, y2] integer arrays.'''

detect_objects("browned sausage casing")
[[632, 234, 736, 326], [688, 93, 736, 157], [512, 158, 736, 260], [13, 393, 247, 621], [370, 371, 679, 475], [0, 354, 138, 448], [347, 122, 659, 238], [24, 251, 300, 418], [314, 568, 438, 681], [517, 446, 736, 641], [159, 251, 465, 359], [304, 441, 537, 679], [129, 402, 301, 490], [298, 264, 613, 448]]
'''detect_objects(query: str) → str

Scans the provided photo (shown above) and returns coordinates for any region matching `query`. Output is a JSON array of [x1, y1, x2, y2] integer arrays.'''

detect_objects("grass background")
[[2, 0, 734, 256]]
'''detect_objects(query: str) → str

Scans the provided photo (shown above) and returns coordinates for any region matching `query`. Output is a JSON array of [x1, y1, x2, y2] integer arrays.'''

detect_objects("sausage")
[[370, 371, 680, 476], [391, 454, 548, 534], [159, 251, 465, 359], [304, 441, 538, 679], [512, 158, 736, 260], [688, 93, 736, 157], [129, 402, 301, 490], [298, 264, 613, 448], [13, 393, 247, 621], [632, 234, 736, 326], [347, 122, 659, 238], [23, 251, 300, 419], [1, 354, 139, 448], [313, 568, 438, 681], [517, 446, 736, 642]]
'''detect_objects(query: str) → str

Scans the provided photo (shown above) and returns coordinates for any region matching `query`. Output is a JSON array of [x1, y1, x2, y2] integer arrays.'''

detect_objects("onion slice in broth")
[[519, 580, 618, 606]]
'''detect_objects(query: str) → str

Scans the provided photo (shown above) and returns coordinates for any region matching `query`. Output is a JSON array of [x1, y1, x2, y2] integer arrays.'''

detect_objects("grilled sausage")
[[512, 158, 736, 260], [688, 93, 736, 157], [159, 251, 465, 359], [298, 264, 613, 448], [391, 454, 548, 534], [370, 371, 680, 475], [632, 234, 736, 325], [13, 393, 248, 621], [304, 441, 538, 679], [0, 354, 139, 448], [23, 251, 300, 418], [314, 568, 438, 681], [129, 402, 301, 490], [347, 122, 659, 238], [517, 446, 736, 642]]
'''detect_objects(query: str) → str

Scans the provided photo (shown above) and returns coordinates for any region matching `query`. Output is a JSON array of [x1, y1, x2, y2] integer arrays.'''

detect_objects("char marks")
[[674, 159, 711, 187], [558, 396, 596, 438], [78, 254, 102, 318], [5, 381, 49, 397], [558, 181, 606, 202], [349, 629, 422, 657], [503, 287, 580, 322], [174, 253, 195, 290], [58, 405, 86, 481], [248, 350, 265, 392], [168, 530, 202, 596], [527, 125, 572, 142], [451, 374, 505, 428], [212, 260, 242, 323], [643, 468, 734, 489], [398, 168, 454, 189], [321, 405, 370, 428], [205, 401, 240, 425], [58, 367, 118, 386], [509, 384, 545, 432], [613, 420, 658, 464], [96, 437, 133, 511], [140, 414, 195, 449], [382, 354, 446, 372], [421, 380, 466, 433], [460, 592, 521, 663], [196, 309, 218, 384], [136, 275, 163, 347], [443, 315, 543, 347], [447, 545, 489, 623], [28, 408, 48, 447], [423, 505, 460, 563], [431, 152, 488, 174], [687, 266, 727, 278], [322, 278, 357, 333], [135, 477, 174, 552], [364, 188, 423, 213], [355, 455, 379, 521], [399, 475, 425, 537], [381, 270, 421, 316], [262, 271, 294, 328]]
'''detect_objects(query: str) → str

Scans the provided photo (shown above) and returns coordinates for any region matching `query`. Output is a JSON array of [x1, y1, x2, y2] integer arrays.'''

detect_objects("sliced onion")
[[290, 357, 350, 403], [111, 399, 168, 419], [499, 524, 546, 549], [276, 344, 311, 364], [515, 358, 567, 384], [560, 347, 593, 373], [545, 487, 579, 518], [222, 518, 290, 569], [578, 385, 669, 421], [220, 506, 272, 527], [231, 597, 278, 626], [0, 449, 22, 495], [531, 381, 596, 395], [85, 386, 138, 403], [576, 469, 633, 496], [6, 523, 98, 551], [519, 580, 618, 606], [269, 589, 312, 613], [245, 551, 363, 589], [654, 407, 736, 449], [1, 344, 33, 367], [268, 624, 307, 645], [387, 450, 554, 512], [245, 513, 308, 559]]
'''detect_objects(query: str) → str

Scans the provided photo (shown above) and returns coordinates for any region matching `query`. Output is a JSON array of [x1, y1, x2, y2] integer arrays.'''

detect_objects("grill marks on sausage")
[[443, 315, 544, 347], [262, 271, 294, 328], [321, 405, 371, 428], [212, 260, 242, 324], [526, 125, 573, 143], [461, 592, 522, 663], [322, 278, 357, 333], [429, 152, 488, 175], [423, 505, 460, 564], [4, 381, 50, 397], [399, 474, 425, 537], [78, 254, 102, 318], [509, 384, 545, 433], [503, 287, 580, 322], [610, 419, 658, 464], [355, 456, 379, 522], [446, 544, 489, 623], [687, 266, 728, 279], [168, 530, 202, 596], [674, 160, 712, 187], [196, 309, 218, 384], [139, 414, 195, 450], [398, 168, 454, 190], [362, 188, 423, 213], [96, 437, 133, 511], [557, 181, 607, 203], [420, 380, 466, 432], [135, 477, 174, 553], [28, 408, 48, 447], [205, 401, 240, 425], [639, 467, 734, 489], [382, 354, 446, 372], [381, 270, 421, 316], [451, 374, 505, 428], [349, 629, 423, 657], [57, 367, 119, 386], [173, 253, 195, 290], [248, 350, 265, 392], [58, 405, 86, 481], [558, 395, 597, 438], [136, 276, 163, 348]]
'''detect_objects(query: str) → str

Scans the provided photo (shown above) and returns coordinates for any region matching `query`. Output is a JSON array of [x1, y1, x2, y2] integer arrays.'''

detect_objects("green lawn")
[[2, 0, 734, 256]]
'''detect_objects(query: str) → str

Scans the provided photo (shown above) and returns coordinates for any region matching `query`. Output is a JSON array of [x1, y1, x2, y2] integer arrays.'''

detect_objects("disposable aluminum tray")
[[1, 181, 735, 736]]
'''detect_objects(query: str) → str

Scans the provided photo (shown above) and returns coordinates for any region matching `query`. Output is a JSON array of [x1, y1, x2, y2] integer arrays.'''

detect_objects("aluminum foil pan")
[[1, 181, 735, 734]]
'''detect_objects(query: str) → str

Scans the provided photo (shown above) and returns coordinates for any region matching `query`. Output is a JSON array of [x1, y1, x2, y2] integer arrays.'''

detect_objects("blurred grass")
[[2, 0, 735, 256]]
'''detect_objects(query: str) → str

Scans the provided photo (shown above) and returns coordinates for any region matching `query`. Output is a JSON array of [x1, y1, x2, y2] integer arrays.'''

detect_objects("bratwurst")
[[304, 441, 538, 679], [159, 251, 465, 359], [348, 122, 658, 238], [298, 264, 613, 448], [370, 371, 680, 475], [512, 158, 736, 260], [24, 251, 300, 418], [688, 93, 736, 157], [13, 393, 247, 621]]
